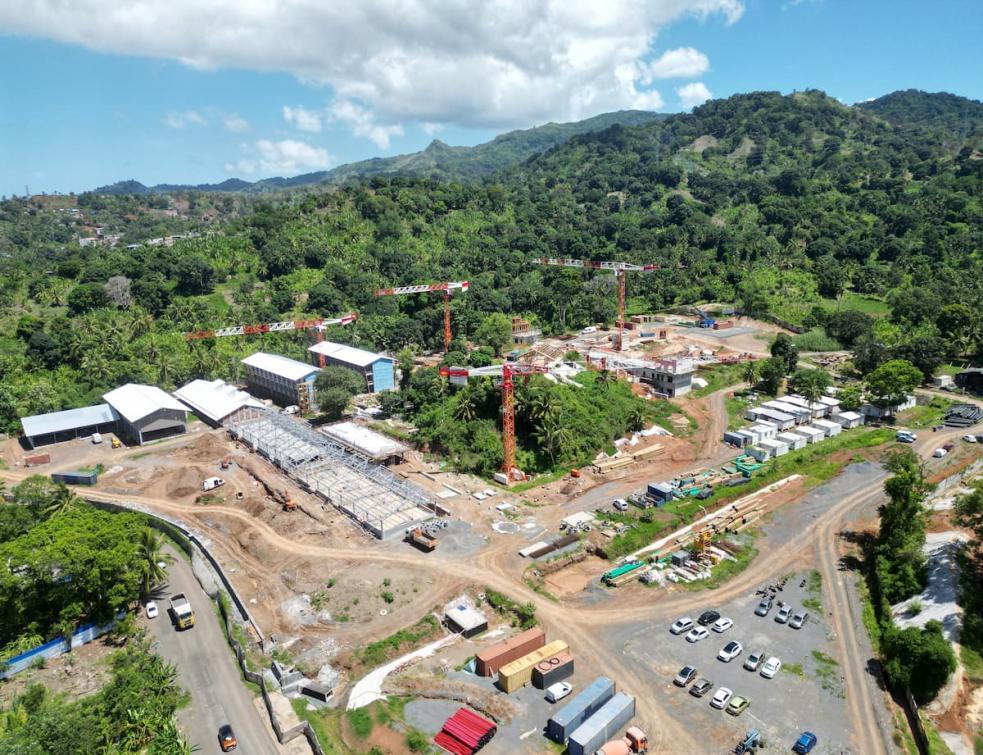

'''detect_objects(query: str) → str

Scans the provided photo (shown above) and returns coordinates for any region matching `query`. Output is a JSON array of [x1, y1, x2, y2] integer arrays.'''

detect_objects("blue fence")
[[0, 614, 122, 680]]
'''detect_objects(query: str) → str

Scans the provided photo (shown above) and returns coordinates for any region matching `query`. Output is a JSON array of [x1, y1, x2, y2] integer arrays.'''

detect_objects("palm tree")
[[43, 484, 76, 520], [533, 411, 570, 464], [454, 390, 478, 422], [154, 351, 179, 388], [136, 528, 172, 596], [743, 360, 759, 387], [81, 352, 114, 385]]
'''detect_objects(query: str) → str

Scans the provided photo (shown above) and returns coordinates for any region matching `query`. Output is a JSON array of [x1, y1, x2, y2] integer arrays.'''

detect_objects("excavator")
[[274, 489, 297, 512]]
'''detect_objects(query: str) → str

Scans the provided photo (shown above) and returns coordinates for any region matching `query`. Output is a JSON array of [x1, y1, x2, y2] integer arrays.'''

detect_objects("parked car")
[[710, 687, 733, 709], [613, 498, 629, 511], [689, 678, 714, 698], [674, 666, 698, 687], [696, 487, 713, 500], [282, 405, 299, 415], [976, 435, 983, 444], [775, 604, 792, 624], [670, 617, 694, 635], [686, 626, 710, 643], [545, 682, 573, 703], [754, 596, 773, 616], [698, 610, 721, 626], [145, 601, 159, 619], [963, 435, 978, 444], [743, 651, 764, 671], [717, 641, 744, 662], [726, 696, 751, 716], [91, 432, 103, 444], [760, 656, 782, 679], [218, 724, 237, 752], [792, 731, 818, 754], [711, 617, 734, 633], [933, 447, 948, 458], [896, 430, 917, 443], [789, 610, 809, 629]]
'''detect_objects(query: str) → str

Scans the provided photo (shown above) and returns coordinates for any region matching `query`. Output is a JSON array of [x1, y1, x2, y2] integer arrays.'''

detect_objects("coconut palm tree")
[[454, 389, 478, 422], [136, 528, 172, 596], [743, 360, 759, 387], [81, 352, 114, 385], [533, 411, 570, 465], [42, 484, 76, 520]]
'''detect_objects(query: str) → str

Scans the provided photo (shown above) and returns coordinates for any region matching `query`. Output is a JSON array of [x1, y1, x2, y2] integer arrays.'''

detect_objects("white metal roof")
[[21, 403, 118, 437], [834, 411, 862, 421], [812, 418, 841, 429], [308, 340, 393, 368], [103, 384, 187, 423], [173, 379, 263, 424], [793, 425, 825, 437], [444, 597, 487, 632], [818, 396, 840, 407], [561, 511, 596, 528], [319, 421, 409, 459], [751, 407, 796, 423], [242, 352, 320, 381], [764, 400, 811, 416], [760, 438, 788, 449]]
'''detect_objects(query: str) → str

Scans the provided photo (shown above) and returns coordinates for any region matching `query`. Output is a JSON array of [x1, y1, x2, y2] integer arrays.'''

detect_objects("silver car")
[[789, 610, 809, 629], [775, 605, 792, 624]]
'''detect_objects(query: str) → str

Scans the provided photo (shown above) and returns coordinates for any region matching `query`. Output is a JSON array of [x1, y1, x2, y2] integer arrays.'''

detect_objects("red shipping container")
[[475, 627, 545, 676], [24, 453, 50, 467]]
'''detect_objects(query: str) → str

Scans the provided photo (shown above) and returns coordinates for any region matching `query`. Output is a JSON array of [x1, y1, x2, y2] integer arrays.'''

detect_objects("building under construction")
[[226, 407, 436, 539]]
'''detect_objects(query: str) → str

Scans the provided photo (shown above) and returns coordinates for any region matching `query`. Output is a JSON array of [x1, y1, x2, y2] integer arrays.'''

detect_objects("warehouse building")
[[307, 341, 395, 393], [173, 378, 263, 426], [102, 384, 189, 445], [21, 404, 120, 449], [241, 352, 319, 410]]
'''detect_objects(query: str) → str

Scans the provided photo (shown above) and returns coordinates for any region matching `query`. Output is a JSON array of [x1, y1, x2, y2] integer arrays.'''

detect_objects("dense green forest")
[[0, 89, 981, 435]]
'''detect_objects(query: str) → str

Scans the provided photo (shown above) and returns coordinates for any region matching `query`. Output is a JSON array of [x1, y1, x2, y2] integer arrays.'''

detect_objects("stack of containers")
[[497, 639, 568, 693], [433, 707, 497, 754], [475, 627, 545, 676], [566, 692, 636, 755], [531, 651, 574, 689], [547, 676, 616, 743]]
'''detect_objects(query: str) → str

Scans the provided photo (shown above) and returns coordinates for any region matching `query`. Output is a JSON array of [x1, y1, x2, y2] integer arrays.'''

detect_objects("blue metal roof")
[[21, 404, 118, 437]]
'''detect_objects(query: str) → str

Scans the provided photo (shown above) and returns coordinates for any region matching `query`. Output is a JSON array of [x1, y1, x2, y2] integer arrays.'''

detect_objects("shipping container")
[[51, 470, 98, 486], [547, 676, 616, 743], [498, 640, 568, 693], [24, 453, 50, 467], [532, 652, 574, 689], [567, 692, 636, 755], [475, 627, 545, 676]]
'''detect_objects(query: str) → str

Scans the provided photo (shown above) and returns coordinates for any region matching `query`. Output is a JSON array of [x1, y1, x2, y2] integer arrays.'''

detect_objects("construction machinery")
[[110, 437, 121, 449], [734, 729, 763, 754], [273, 489, 297, 512], [374, 280, 469, 353], [169, 593, 195, 630], [220, 456, 232, 470], [595, 726, 649, 755], [201, 476, 225, 492], [406, 526, 438, 552], [533, 258, 661, 351], [439, 362, 549, 483], [184, 312, 358, 366]]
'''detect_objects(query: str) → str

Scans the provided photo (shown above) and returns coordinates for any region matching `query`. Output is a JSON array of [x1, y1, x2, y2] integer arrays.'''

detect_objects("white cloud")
[[283, 105, 322, 133], [226, 139, 333, 176], [221, 113, 249, 133], [420, 122, 444, 136], [677, 81, 713, 108], [1, 1, 743, 130], [644, 47, 710, 80], [328, 99, 404, 149], [162, 109, 207, 129]]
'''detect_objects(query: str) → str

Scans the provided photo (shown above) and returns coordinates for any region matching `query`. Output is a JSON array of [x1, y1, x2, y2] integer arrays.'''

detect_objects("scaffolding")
[[226, 408, 435, 539]]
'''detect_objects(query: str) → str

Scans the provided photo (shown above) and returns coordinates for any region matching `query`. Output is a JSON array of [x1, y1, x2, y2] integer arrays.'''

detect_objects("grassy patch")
[[961, 645, 983, 683], [791, 328, 842, 352], [725, 394, 752, 431], [290, 700, 356, 755], [346, 708, 373, 739], [896, 397, 952, 430], [356, 614, 441, 668], [684, 541, 758, 591], [523, 576, 559, 602], [694, 363, 747, 397], [509, 467, 572, 493], [834, 292, 892, 317], [857, 577, 882, 654], [484, 588, 537, 628], [802, 570, 823, 613], [782, 662, 805, 677], [922, 714, 957, 755], [893, 711, 920, 755], [811, 650, 841, 694]]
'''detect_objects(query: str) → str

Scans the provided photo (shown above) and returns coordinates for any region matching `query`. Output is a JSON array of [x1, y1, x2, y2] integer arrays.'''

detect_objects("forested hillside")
[[0, 89, 980, 431]]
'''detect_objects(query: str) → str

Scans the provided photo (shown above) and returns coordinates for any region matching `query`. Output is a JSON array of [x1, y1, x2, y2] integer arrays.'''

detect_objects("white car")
[[670, 617, 695, 635], [91, 432, 103, 444], [760, 656, 782, 679], [964, 435, 978, 444], [545, 681, 573, 703], [717, 641, 744, 662], [145, 601, 159, 619], [711, 617, 733, 633], [613, 498, 629, 512], [685, 627, 710, 643], [710, 687, 733, 709], [933, 448, 947, 458]]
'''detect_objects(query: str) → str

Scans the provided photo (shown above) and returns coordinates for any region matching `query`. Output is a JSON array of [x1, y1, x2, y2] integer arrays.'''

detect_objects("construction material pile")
[[434, 707, 497, 754]]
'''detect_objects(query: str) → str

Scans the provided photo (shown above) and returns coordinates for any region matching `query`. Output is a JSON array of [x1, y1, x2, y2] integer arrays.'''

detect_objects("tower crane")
[[375, 280, 470, 353], [439, 362, 549, 483], [533, 258, 661, 351], [184, 312, 358, 366]]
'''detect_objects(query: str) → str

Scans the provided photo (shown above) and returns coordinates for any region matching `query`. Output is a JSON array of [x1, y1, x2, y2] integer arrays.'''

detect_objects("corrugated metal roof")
[[173, 379, 263, 424], [242, 351, 319, 381], [308, 340, 393, 368], [319, 421, 408, 458], [21, 404, 118, 437], [103, 384, 187, 423]]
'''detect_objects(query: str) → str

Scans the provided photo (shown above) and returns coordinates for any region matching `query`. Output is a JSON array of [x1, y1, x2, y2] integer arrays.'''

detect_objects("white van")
[[545, 681, 573, 703], [581, 326, 597, 334], [896, 430, 916, 443], [91, 432, 103, 444]]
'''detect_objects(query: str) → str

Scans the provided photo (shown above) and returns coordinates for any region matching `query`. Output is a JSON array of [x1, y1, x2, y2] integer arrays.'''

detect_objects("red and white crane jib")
[[375, 280, 470, 296], [185, 312, 357, 340], [534, 258, 661, 273]]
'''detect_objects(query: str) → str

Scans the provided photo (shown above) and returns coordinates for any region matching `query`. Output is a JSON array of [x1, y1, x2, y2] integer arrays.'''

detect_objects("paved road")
[[147, 546, 280, 755]]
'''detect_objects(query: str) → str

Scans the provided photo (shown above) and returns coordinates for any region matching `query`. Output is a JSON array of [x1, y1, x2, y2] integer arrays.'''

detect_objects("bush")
[[346, 708, 373, 738], [882, 621, 956, 704], [791, 328, 841, 352], [406, 729, 429, 752]]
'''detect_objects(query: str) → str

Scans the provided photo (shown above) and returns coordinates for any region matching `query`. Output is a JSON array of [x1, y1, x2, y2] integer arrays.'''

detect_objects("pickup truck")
[[170, 593, 195, 629]]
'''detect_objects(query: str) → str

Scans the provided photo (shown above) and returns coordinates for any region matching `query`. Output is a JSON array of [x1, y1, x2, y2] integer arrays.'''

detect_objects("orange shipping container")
[[475, 627, 545, 676]]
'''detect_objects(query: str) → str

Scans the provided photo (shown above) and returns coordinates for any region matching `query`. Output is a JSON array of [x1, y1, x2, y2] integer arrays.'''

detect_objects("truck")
[[169, 593, 195, 629], [595, 727, 649, 755], [407, 527, 437, 552], [273, 489, 296, 511], [202, 477, 225, 491]]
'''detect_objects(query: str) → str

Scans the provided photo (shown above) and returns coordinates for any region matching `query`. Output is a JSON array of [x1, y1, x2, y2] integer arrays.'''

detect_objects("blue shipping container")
[[51, 470, 98, 486], [567, 692, 636, 755], [546, 675, 615, 743]]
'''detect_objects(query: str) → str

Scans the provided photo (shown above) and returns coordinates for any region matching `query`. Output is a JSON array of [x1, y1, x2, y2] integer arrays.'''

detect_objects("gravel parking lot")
[[610, 572, 853, 754]]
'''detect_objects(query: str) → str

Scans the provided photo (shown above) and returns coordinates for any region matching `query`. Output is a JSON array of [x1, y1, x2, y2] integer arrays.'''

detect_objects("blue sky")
[[0, 0, 980, 197]]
